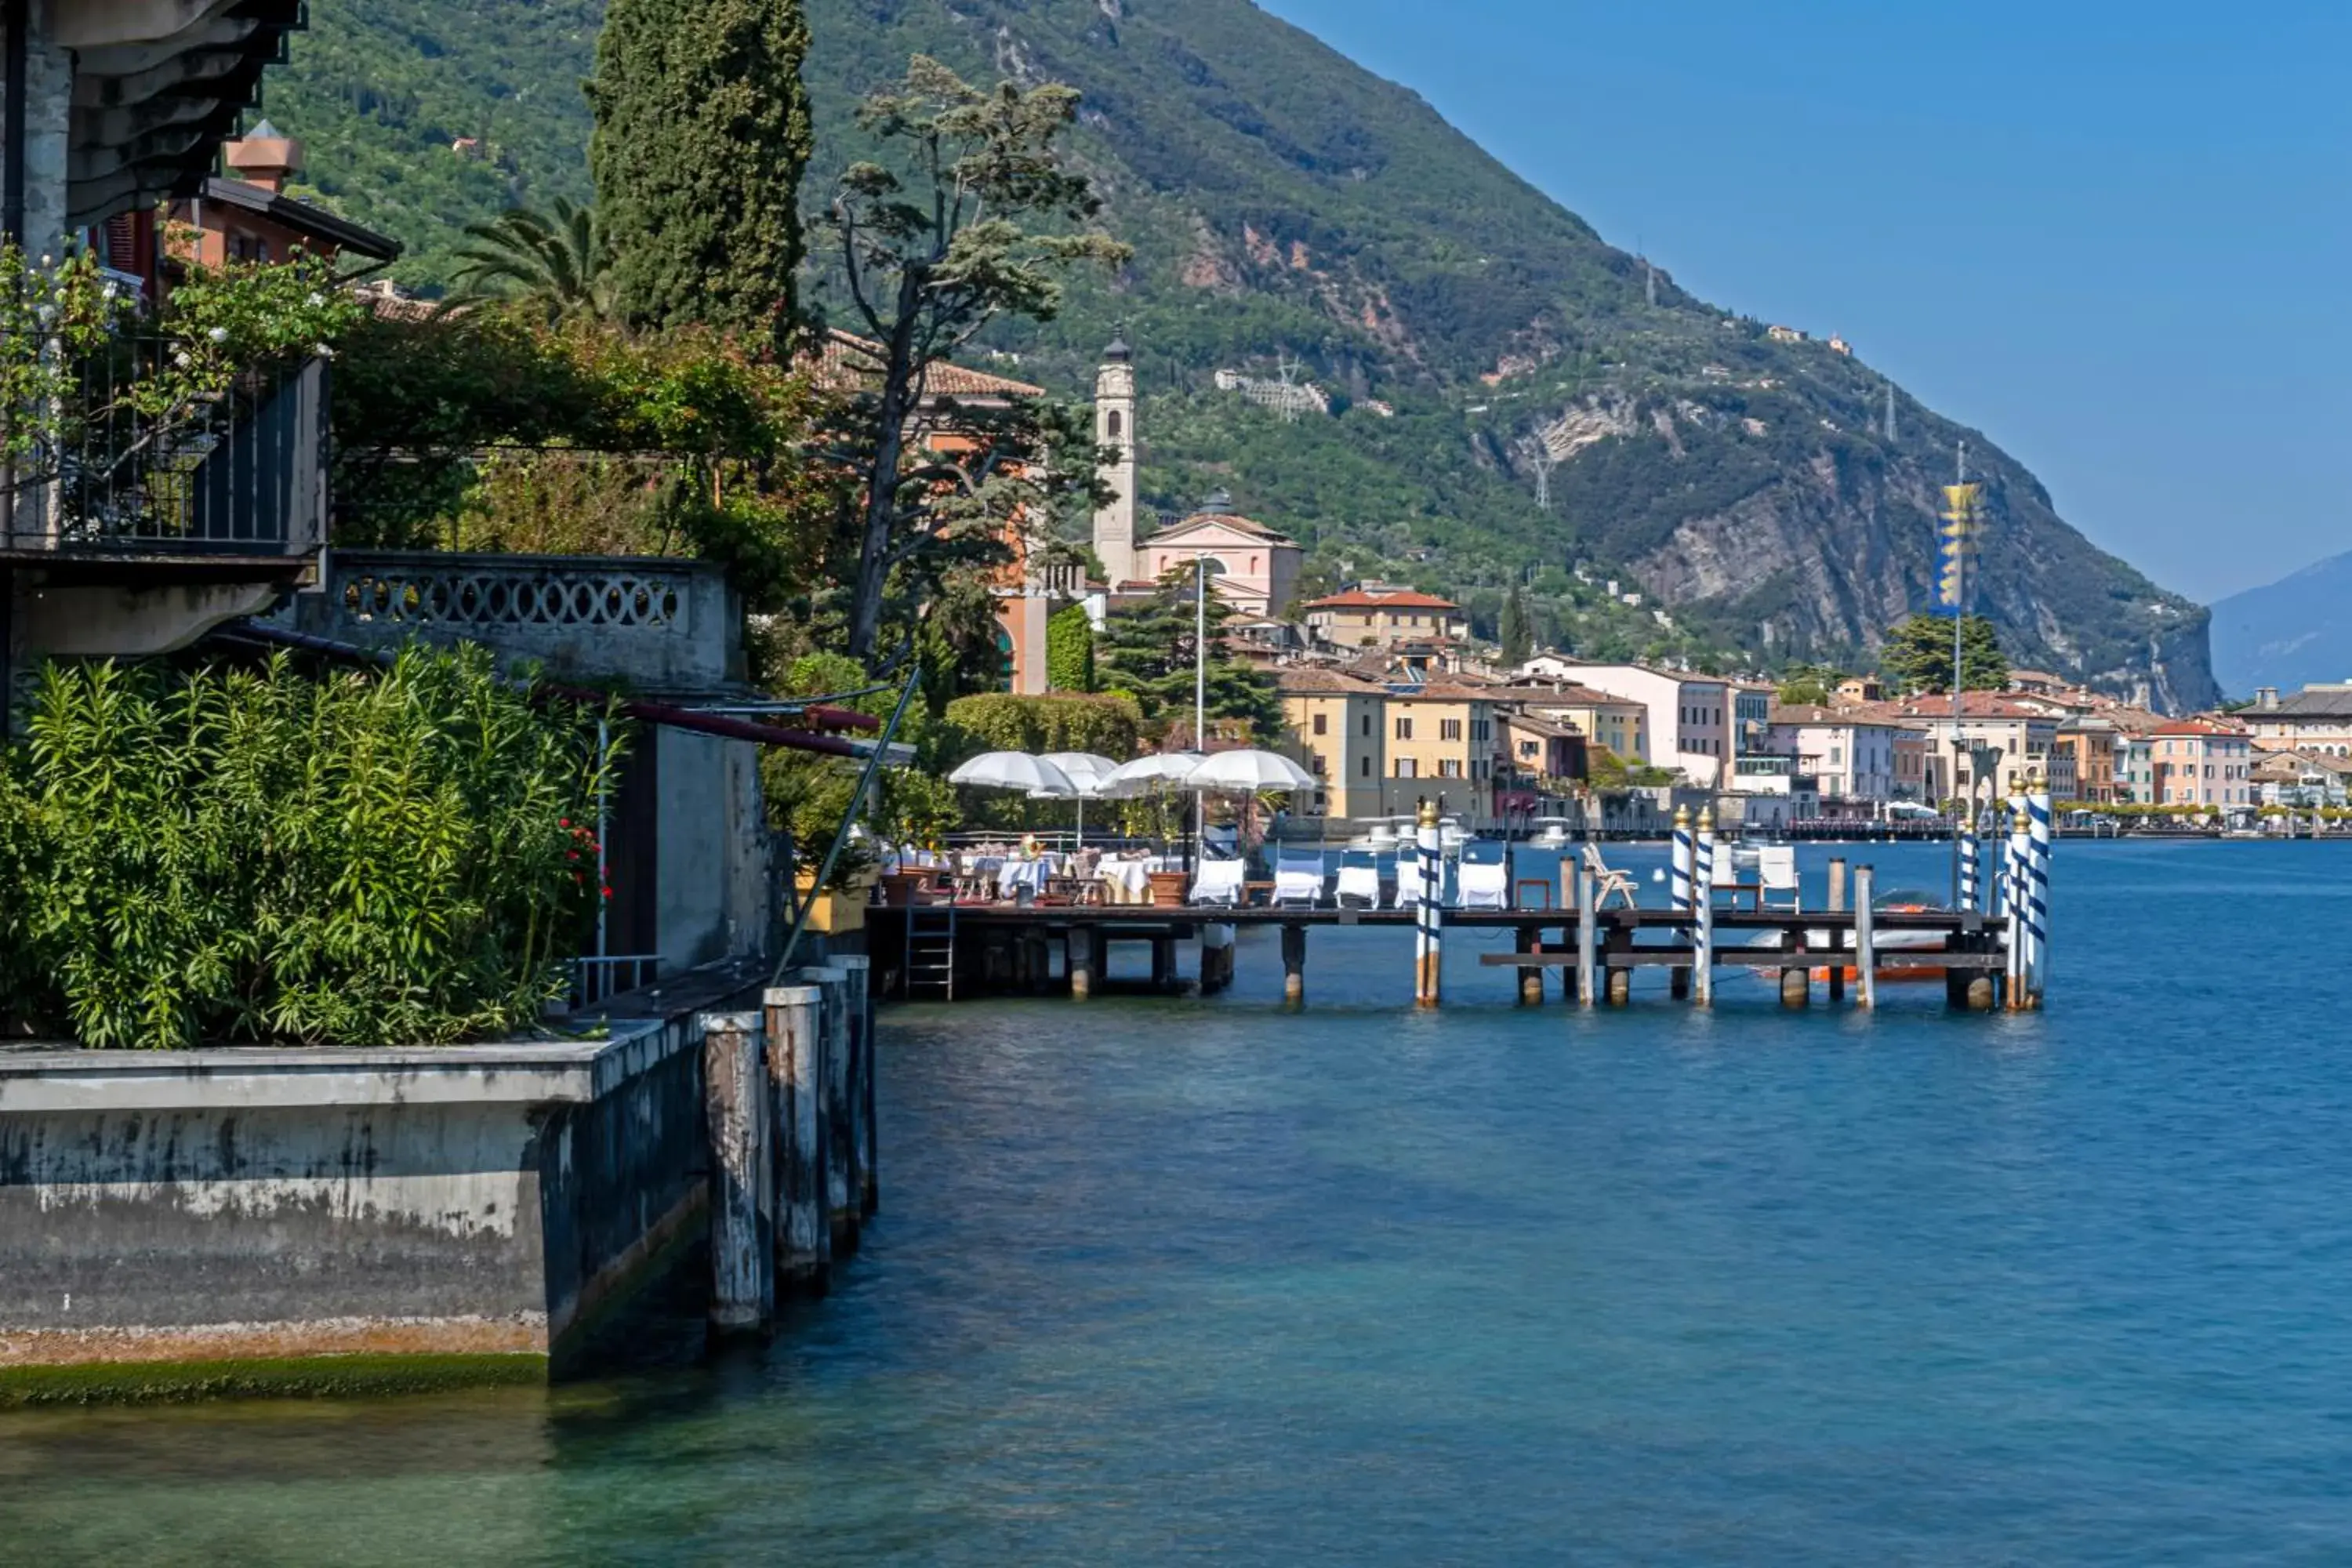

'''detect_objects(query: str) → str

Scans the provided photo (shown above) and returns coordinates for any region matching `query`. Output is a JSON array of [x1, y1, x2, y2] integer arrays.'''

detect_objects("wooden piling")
[[1201, 923, 1236, 993], [1606, 964, 1632, 1007], [1281, 923, 1307, 1004], [1574, 864, 1597, 1009], [2005, 809, 2031, 1011], [839, 955, 877, 1221], [1151, 935, 1176, 989], [1854, 864, 1878, 1009], [797, 965, 858, 1254], [1825, 857, 1847, 1002], [700, 1011, 773, 1334], [763, 985, 828, 1292], [1779, 967, 1809, 1007], [1067, 927, 1098, 1000], [1514, 927, 1543, 1005], [2026, 776, 2052, 1006]]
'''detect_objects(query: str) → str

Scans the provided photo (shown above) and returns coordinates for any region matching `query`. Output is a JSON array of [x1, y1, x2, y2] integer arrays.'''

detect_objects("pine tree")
[[1097, 570, 1281, 743], [1883, 613, 2008, 694], [586, 0, 811, 343], [1498, 585, 1533, 667]]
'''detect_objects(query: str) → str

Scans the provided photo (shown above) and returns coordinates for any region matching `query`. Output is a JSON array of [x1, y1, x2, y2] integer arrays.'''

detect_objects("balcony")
[[2, 334, 325, 570]]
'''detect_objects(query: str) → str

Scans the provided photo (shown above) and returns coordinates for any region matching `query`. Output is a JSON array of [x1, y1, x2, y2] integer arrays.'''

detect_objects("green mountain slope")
[[263, 0, 2217, 707]]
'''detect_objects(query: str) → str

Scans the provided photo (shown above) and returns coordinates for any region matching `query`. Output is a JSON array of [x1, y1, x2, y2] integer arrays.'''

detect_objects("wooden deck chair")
[[1581, 843, 1640, 909]]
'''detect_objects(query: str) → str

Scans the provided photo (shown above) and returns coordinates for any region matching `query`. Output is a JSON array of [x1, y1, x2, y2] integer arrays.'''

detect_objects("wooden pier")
[[869, 898, 2019, 1012], [871, 789, 2059, 1015]]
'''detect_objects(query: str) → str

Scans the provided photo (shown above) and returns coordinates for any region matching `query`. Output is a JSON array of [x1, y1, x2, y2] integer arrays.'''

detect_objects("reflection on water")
[[6, 841, 2352, 1564]]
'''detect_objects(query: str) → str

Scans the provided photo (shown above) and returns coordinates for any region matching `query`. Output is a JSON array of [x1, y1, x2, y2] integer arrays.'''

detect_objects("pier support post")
[[1825, 856, 1847, 1001], [1694, 808, 1717, 1007], [797, 965, 858, 1254], [1779, 967, 1809, 1007], [840, 955, 877, 1220], [1854, 865, 1878, 1009], [1575, 864, 1597, 1010], [701, 1011, 773, 1334], [1606, 962, 1632, 1007], [1201, 923, 1236, 993], [1967, 975, 1996, 1011], [1067, 927, 1098, 1000], [764, 985, 828, 1292], [1515, 927, 1543, 1005], [1281, 923, 1307, 1005], [1669, 806, 1693, 999], [1151, 934, 1177, 989], [1958, 823, 1980, 913]]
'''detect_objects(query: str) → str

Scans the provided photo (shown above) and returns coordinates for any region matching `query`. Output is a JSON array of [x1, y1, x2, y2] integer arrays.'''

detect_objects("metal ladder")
[[905, 906, 958, 1000]]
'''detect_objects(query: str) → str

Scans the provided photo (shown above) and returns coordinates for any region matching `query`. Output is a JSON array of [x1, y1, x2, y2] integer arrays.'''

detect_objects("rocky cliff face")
[[270, 0, 2220, 706]]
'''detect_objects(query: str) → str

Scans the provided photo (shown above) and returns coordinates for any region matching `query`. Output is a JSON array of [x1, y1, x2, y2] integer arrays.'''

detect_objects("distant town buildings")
[[1301, 587, 1467, 650]]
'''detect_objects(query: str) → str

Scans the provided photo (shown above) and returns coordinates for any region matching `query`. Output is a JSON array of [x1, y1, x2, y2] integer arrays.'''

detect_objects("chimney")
[[2256, 686, 2280, 711], [223, 120, 303, 194]]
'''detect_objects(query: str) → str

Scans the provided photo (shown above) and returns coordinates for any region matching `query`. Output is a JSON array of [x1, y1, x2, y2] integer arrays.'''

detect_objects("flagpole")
[[1950, 442, 1968, 902]]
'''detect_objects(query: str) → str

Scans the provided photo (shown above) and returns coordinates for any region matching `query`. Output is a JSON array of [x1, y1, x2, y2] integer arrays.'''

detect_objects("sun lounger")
[[1190, 856, 1246, 907], [1335, 854, 1381, 909], [1759, 844, 1800, 911], [1272, 850, 1327, 909], [1457, 855, 1511, 910]]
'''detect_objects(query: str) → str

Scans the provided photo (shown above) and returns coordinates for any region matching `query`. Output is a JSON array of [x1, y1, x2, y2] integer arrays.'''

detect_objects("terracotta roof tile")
[[1301, 589, 1462, 611], [807, 328, 1044, 398]]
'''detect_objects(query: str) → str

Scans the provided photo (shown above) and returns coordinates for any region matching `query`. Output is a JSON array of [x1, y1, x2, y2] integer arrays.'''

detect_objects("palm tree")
[[446, 197, 611, 321]]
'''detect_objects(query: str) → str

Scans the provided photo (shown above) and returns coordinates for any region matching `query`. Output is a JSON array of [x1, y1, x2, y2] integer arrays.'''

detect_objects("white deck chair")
[[1758, 845, 1800, 912], [1189, 856, 1246, 907], [1457, 857, 1511, 910], [1390, 855, 1423, 909], [1581, 843, 1640, 909], [1272, 850, 1327, 909], [1335, 862, 1381, 909]]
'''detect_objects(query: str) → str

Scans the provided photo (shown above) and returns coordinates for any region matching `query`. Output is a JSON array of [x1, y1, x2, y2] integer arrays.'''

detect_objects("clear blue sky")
[[1259, 0, 2350, 603]]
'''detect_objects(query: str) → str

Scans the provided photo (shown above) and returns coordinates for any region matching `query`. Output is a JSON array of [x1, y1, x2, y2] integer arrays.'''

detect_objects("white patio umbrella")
[[1036, 752, 1120, 850], [1183, 748, 1317, 793], [949, 751, 1078, 797], [1097, 750, 1207, 799]]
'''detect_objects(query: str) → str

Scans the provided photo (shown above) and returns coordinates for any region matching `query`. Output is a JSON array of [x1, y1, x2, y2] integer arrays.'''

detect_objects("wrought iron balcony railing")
[[1, 333, 326, 559]]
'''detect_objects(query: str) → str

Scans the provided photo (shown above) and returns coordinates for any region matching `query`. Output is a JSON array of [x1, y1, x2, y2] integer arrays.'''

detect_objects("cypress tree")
[[586, 0, 812, 342]]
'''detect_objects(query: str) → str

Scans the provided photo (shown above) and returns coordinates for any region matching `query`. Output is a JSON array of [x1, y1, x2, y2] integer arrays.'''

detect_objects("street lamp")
[[1191, 553, 1226, 871]]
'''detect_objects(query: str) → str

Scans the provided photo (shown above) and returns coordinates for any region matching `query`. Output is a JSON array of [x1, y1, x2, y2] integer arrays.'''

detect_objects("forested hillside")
[[260, 0, 2216, 706]]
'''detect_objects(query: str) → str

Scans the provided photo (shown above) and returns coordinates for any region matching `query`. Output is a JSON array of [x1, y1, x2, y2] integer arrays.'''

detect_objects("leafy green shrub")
[[0, 647, 616, 1048], [944, 692, 1142, 758], [1045, 604, 1095, 692]]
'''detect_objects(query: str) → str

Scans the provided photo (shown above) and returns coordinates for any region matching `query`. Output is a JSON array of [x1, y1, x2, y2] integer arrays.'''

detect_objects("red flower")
[[601, 886, 614, 900], [559, 818, 571, 829]]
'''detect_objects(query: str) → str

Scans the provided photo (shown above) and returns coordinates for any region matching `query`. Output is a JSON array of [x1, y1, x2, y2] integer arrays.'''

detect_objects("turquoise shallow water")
[[7, 840, 2352, 1564]]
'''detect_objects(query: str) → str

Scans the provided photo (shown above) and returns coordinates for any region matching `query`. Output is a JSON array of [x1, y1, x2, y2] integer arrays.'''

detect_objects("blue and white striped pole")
[[1414, 798, 1443, 1006], [2026, 773, 2052, 1005], [2005, 806, 2031, 1009], [1958, 822, 1979, 914], [1695, 807, 1718, 1004], [1670, 804, 1694, 998]]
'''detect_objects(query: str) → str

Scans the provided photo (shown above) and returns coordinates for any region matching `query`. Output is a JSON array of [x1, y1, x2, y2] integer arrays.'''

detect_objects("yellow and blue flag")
[[1934, 484, 1982, 615]]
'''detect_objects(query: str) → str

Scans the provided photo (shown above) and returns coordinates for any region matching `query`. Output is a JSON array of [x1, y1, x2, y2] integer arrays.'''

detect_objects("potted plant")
[[1147, 869, 1192, 906]]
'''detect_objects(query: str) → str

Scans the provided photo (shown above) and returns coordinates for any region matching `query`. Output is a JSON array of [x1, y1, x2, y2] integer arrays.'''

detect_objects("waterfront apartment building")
[[1276, 667, 1389, 825], [2150, 717, 2253, 808], [1301, 587, 1469, 649], [1525, 660, 1732, 783], [2114, 735, 2154, 803], [1483, 682, 1650, 766], [2252, 750, 2352, 808], [1381, 681, 1501, 823], [2242, 684, 2352, 757], [2055, 717, 2122, 804], [1864, 695, 2063, 803], [1764, 706, 1913, 807]]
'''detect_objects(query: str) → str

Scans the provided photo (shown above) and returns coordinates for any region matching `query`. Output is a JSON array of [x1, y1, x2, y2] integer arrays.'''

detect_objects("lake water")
[[7, 840, 2352, 1564]]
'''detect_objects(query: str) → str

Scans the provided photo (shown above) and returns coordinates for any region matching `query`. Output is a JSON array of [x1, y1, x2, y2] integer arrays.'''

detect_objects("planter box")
[[1148, 869, 1192, 906]]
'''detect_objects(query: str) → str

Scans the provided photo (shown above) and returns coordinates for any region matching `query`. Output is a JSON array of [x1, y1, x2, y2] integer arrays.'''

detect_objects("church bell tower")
[[1091, 333, 1138, 587]]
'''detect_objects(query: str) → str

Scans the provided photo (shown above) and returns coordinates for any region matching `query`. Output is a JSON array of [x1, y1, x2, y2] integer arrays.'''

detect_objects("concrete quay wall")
[[0, 966, 765, 1400]]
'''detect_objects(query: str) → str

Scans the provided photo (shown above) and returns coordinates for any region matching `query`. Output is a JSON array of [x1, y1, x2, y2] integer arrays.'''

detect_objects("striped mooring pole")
[[2025, 772, 2053, 1005], [1958, 821, 1980, 913], [1414, 797, 1443, 1007], [2004, 805, 2031, 1009], [1693, 806, 1717, 1007], [1669, 804, 1694, 999]]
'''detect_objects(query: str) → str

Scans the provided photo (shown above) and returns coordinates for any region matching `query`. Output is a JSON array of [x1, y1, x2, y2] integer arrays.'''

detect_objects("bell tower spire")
[[1091, 330, 1138, 587]]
